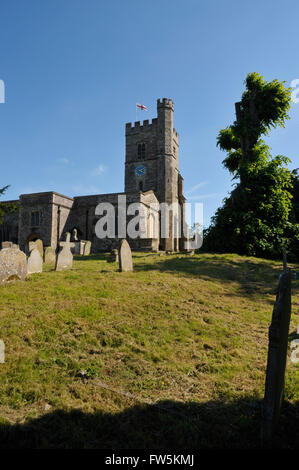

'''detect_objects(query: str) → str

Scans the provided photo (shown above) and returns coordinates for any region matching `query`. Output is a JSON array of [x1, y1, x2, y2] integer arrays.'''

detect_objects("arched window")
[[137, 143, 146, 159], [139, 181, 143, 191]]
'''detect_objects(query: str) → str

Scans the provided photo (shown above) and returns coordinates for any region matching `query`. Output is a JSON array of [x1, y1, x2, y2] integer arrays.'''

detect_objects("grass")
[[0, 251, 298, 448]]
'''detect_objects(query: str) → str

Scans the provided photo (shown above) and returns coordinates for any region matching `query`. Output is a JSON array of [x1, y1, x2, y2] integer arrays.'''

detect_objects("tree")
[[204, 72, 299, 260], [290, 169, 299, 223], [0, 185, 19, 225]]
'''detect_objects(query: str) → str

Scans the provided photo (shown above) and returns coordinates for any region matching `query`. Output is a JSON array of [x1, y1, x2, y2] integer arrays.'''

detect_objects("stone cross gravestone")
[[27, 247, 43, 274], [261, 269, 292, 446], [0, 247, 27, 285], [119, 239, 133, 272], [44, 246, 56, 265], [55, 232, 75, 271]]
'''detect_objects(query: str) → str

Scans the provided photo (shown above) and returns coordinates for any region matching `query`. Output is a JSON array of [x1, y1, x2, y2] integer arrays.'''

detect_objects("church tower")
[[124, 98, 183, 250]]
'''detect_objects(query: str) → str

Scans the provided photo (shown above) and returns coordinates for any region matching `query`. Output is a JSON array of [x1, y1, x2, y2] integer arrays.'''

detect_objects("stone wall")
[[125, 99, 180, 204], [71, 191, 160, 252], [124, 98, 182, 251], [18, 192, 73, 252], [50, 193, 74, 250]]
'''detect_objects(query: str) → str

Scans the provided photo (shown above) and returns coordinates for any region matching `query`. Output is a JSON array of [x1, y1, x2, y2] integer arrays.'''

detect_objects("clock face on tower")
[[135, 165, 146, 176]]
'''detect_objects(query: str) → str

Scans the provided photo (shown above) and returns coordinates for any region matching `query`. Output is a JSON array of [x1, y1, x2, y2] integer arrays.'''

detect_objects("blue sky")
[[1, 0, 299, 227]]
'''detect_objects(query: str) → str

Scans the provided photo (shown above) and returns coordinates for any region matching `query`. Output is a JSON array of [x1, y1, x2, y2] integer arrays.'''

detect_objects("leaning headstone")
[[0, 247, 27, 285], [27, 247, 43, 274], [261, 269, 292, 447], [108, 249, 119, 263], [35, 239, 44, 258], [29, 239, 43, 258], [55, 232, 75, 271], [119, 239, 133, 272], [83, 241, 91, 256], [44, 246, 56, 265]]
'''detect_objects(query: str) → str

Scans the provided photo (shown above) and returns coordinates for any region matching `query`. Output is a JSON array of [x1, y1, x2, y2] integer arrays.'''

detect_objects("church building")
[[0, 98, 186, 253]]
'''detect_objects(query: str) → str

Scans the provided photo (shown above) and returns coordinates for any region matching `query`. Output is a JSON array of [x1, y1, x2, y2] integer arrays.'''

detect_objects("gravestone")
[[44, 246, 56, 265], [55, 232, 75, 271], [108, 249, 119, 263], [73, 240, 85, 255], [83, 241, 91, 256], [119, 239, 133, 272], [2, 242, 19, 250], [72, 228, 78, 241], [27, 247, 43, 274], [2, 241, 12, 249], [29, 239, 43, 258], [261, 269, 292, 446], [0, 247, 27, 285]]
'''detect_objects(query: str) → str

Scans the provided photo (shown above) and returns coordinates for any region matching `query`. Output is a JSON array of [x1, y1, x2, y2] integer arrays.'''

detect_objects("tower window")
[[137, 143, 146, 159], [31, 211, 40, 227], [139, 181, 143, 191]]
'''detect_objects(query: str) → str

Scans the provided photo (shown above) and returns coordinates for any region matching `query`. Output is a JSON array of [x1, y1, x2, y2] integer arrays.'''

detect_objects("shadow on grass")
[[73, 253, 108, 262], [0, 398, 297, 449], [73, 253, 299, 299], [134, 255, 287, 297]]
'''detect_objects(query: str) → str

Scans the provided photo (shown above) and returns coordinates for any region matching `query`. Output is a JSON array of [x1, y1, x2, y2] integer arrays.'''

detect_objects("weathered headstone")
[[83, 241, 91, 256], [2, 242, 18, 250], [55, 232, 75, 271], [2, 241, 12, 249], [29, 239, 43, 258], [108, 249, 119, 263], [261, 269, 292, 446], [72, 228, 78, 241], [27, 247, 43, 274], [0, 247, 27, 285], [119, 239, 133, 272], [73, 240, 85, 255], [44, 246, 56, 265]]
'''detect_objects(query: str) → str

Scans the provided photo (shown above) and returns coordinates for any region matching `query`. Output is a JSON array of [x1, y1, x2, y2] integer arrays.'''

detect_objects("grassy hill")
[[0, 252, 298, 449]]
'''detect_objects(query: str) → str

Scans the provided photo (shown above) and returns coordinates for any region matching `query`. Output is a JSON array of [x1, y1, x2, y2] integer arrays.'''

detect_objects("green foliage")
[[0, 186, 9, 197], [205, 72, 299, 260], [0, 185, 19, 225], [290, 169, 299, 222]]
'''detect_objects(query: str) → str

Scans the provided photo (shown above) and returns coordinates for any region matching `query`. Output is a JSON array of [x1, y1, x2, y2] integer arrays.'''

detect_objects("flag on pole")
[[136, 103, 148, 111]]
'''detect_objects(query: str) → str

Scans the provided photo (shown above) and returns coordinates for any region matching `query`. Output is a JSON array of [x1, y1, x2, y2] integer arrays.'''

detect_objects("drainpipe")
[[57, 205, 61, 252]]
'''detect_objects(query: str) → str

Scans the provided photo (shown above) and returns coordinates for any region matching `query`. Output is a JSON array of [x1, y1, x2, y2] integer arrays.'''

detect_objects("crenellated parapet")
[[157, 98, 174, 109], [125, 118, 158, 134]]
